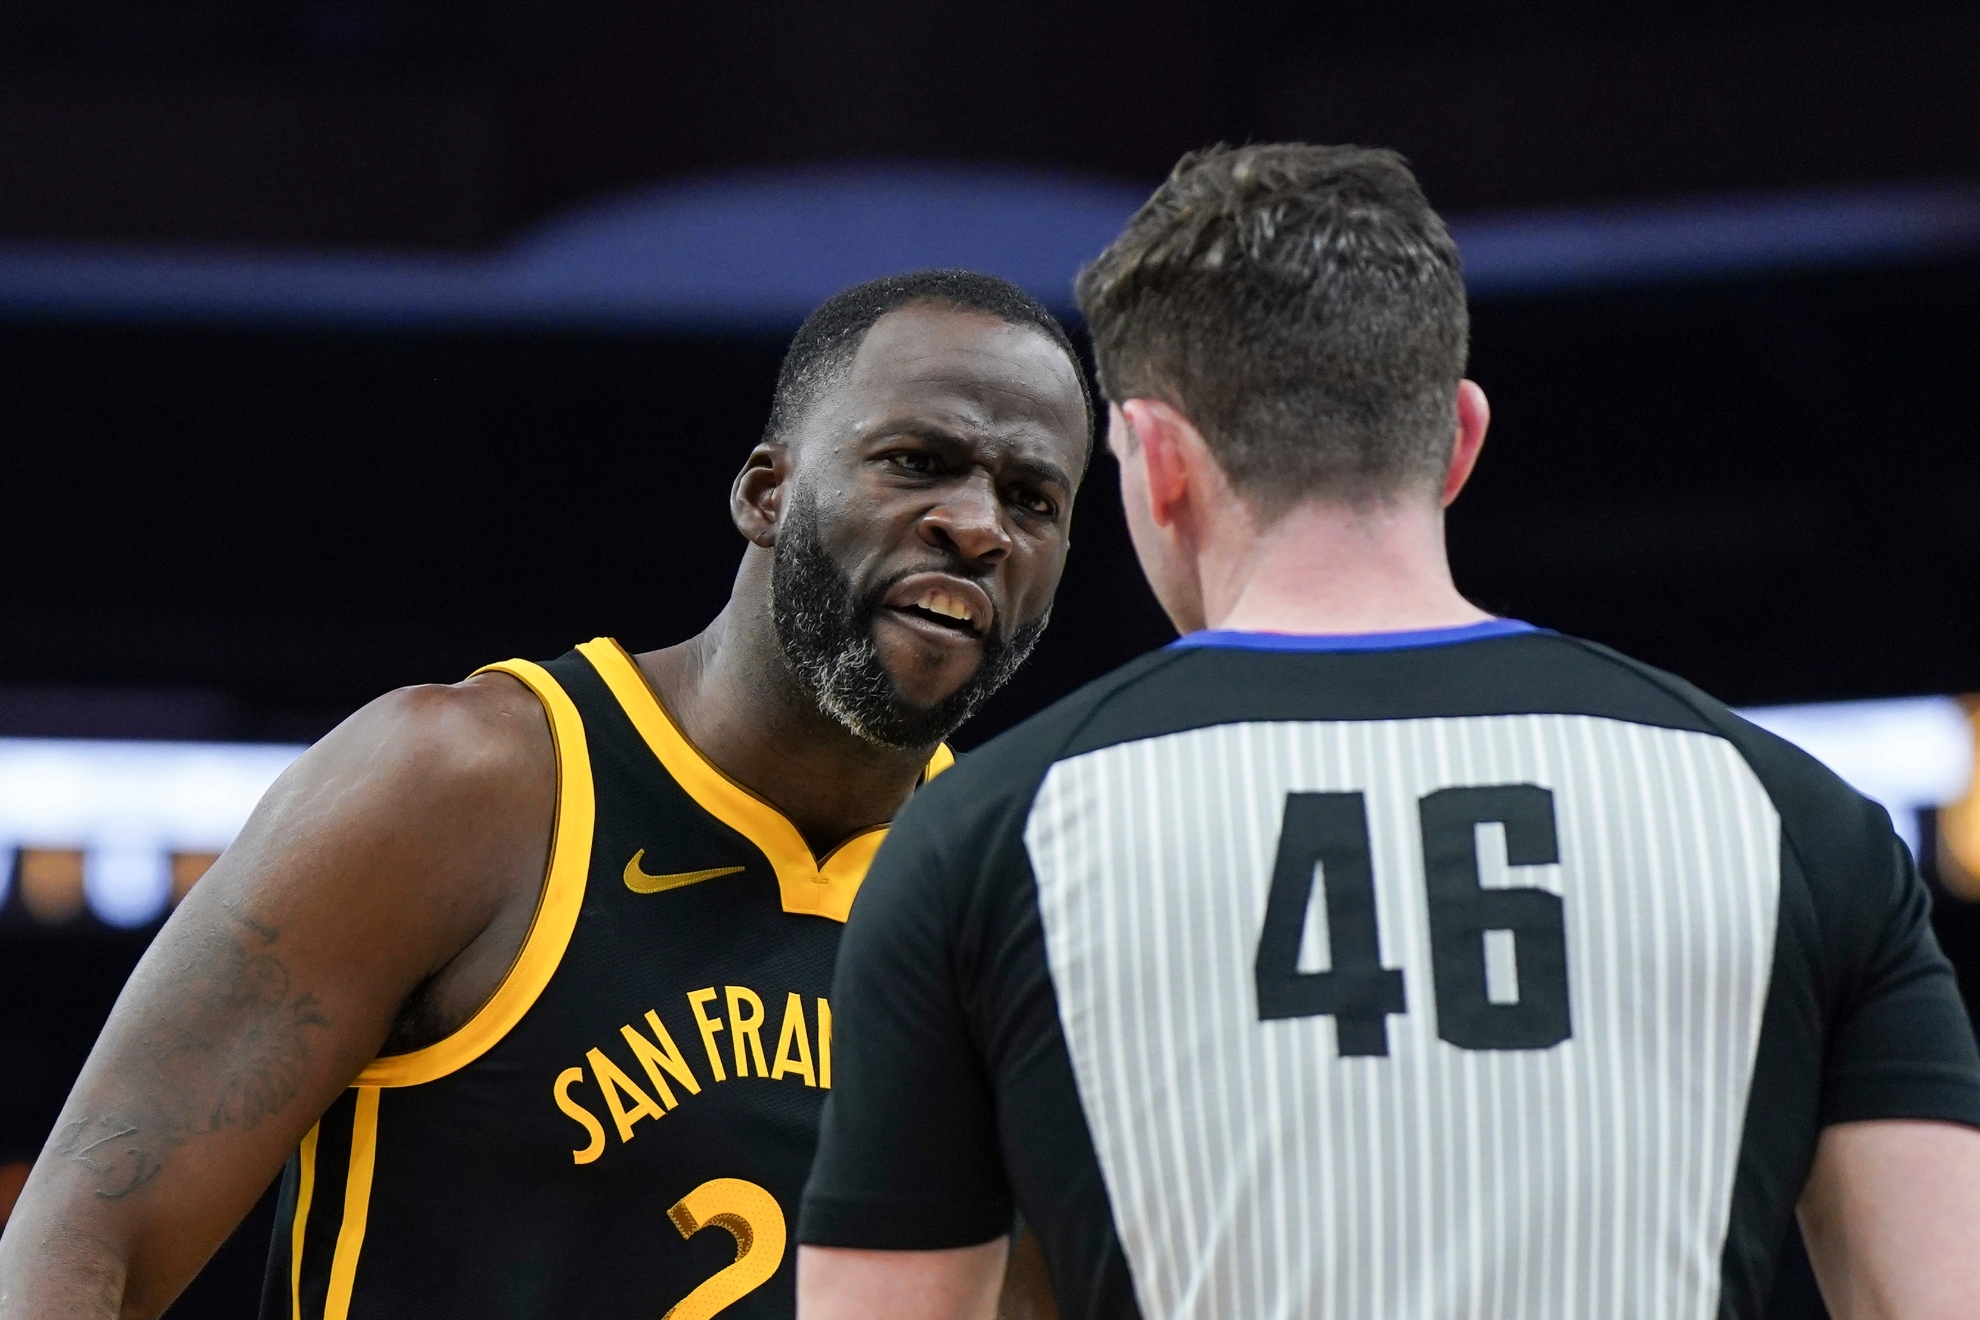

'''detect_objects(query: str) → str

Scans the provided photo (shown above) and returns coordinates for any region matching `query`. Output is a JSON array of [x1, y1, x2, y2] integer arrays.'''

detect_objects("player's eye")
[[1009, 487, 1057, 518], [887, 451, 941, 475]]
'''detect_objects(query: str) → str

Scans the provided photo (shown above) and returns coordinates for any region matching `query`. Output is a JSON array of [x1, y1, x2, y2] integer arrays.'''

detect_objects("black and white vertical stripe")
[[1025, 716, 1780, 1320]]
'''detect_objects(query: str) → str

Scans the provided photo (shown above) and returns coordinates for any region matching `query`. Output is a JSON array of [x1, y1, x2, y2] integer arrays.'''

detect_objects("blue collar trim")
[[1170, 618, 1541, 653]]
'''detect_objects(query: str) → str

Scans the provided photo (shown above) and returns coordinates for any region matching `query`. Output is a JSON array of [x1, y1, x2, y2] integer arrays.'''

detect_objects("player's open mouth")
[[881, 575, 993, 644], [904, 589, 977, 632]]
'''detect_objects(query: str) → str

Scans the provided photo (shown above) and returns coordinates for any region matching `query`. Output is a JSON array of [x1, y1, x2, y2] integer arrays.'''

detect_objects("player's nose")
[[921, 474, 1013, 566]]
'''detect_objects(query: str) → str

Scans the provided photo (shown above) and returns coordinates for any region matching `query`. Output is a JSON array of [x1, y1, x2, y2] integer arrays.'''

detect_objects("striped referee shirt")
[[799, 621, 1980, 1320]]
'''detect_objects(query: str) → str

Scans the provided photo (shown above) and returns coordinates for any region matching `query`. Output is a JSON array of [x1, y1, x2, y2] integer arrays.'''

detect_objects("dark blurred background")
[[4, 2, 1980, 1315]]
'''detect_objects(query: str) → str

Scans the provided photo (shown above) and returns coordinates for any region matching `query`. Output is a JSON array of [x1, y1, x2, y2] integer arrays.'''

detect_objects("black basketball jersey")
[[801, 621, 1980, 1320], [261, 638, 950, 1320]]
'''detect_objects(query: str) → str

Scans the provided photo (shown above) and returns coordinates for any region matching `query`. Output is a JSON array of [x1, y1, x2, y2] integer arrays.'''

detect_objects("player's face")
[[773, 304, 1088, 747]]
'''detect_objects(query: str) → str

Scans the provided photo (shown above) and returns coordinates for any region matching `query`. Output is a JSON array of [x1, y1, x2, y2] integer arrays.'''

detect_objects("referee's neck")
[[1203, 496, 1490, 637]]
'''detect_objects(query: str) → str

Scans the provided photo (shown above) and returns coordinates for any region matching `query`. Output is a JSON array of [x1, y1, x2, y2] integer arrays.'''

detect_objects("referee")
[[795, 145, 1980, 1320]]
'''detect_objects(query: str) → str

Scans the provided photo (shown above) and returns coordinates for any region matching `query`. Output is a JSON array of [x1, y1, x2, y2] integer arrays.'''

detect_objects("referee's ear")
[[731, 440, 793, 549], [1119, 397, 1221, 533], [1441, 381, 1492, 509]]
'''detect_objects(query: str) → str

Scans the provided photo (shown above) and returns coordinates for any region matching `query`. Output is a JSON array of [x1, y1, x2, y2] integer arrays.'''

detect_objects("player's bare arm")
[[0, 673, 554, 1319], [1799, 1119, 1980, 1320]]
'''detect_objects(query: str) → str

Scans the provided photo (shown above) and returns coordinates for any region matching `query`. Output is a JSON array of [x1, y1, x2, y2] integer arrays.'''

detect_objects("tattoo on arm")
[[56, 1119, 160, 1202], [60, 906, 333, 1200]]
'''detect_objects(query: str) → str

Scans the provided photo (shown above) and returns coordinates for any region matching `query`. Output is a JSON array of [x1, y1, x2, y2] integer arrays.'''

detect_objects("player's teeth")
[[915, 591, 972, 622]]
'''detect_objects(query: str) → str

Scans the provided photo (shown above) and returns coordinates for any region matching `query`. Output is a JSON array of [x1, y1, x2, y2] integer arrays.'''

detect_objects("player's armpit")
[[797, 1239, 1009, 1320], [0, 674, 555, 1320], [1799, 1118, 1980, 1320]]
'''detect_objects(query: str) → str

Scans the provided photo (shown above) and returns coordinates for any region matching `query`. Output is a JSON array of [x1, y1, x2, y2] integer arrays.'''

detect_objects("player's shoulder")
[[311, 669, 556, 809], [209, 668, 557, 948]]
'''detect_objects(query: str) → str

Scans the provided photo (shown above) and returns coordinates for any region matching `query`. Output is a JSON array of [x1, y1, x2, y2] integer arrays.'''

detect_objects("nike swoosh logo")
[[623, 850, 746, 895]]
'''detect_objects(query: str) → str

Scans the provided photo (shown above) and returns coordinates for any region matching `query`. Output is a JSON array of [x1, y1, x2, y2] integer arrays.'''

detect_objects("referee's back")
[[794, 143, 1980, 1320], [805, 621, 1980, 1318]]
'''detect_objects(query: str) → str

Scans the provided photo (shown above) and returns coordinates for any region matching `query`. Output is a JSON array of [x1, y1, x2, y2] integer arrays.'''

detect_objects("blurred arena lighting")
[[2, 693, 1977, 932], [0, 169, 1974, 330], [1934, 704, 1980, 899], [1740, 697, 1973, 862], [85, 845, 174, 929], [0, 738, 303, 929]]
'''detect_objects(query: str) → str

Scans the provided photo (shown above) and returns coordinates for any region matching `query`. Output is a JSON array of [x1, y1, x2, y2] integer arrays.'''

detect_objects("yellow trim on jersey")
[[323, 1087, 380, 1320], [289, 1122, 318, 1320], [577, 637, 950, 924], [355, 658, 595, 1088]]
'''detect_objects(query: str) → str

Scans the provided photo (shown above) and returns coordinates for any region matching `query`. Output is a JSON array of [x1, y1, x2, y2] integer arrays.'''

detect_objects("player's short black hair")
[[764, 269, 1094, 450], [1076, 143, 1468, 511]]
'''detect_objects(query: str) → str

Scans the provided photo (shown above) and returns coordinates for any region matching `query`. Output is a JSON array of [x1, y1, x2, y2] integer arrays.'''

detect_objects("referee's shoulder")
[[1554, 634, 1893, 851], [868, 651, 1192, 931], [928, 647, 1192, 807]]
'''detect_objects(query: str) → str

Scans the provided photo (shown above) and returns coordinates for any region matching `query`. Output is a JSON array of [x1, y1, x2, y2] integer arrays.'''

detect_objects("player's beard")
[[771, 489, 1048, 750]]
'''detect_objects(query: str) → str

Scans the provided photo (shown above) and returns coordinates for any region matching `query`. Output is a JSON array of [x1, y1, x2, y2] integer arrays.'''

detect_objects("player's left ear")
[[732, 442, 791, 547], [1440, 380, 1491, 509]]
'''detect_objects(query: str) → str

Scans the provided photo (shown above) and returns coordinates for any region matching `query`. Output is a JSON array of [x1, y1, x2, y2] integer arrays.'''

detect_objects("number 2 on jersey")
[[662, 1178, 786, 1320], [1255, 785, 1572, 1056]]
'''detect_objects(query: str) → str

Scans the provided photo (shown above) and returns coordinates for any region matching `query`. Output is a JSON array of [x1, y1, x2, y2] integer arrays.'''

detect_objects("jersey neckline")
[[575, 638, 952, 923], [1171, 618, 1540, 653]]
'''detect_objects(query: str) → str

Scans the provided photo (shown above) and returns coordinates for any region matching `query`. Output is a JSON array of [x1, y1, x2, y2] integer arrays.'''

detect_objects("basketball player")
[[796, 149, 1980, 1320], [0, 270, 1092, 1319]]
